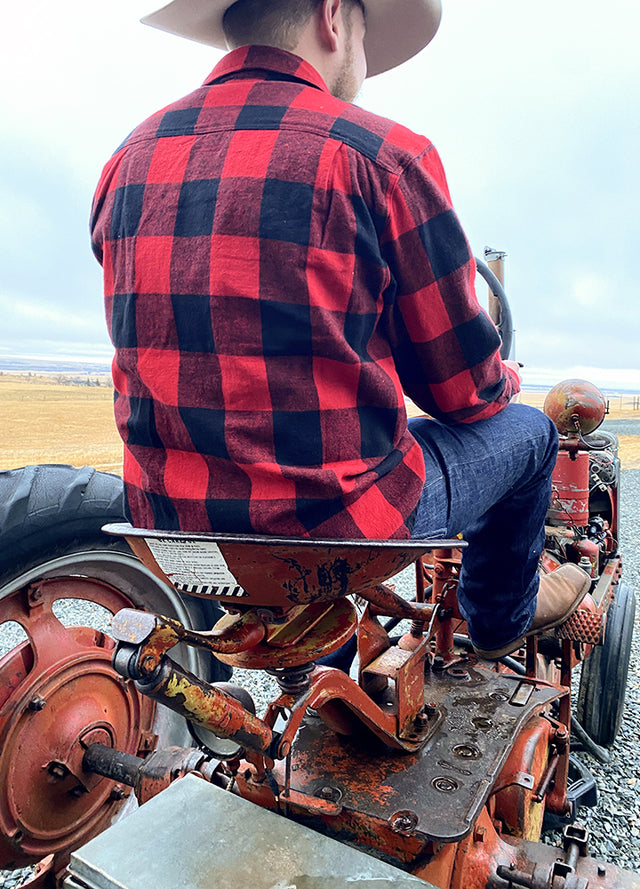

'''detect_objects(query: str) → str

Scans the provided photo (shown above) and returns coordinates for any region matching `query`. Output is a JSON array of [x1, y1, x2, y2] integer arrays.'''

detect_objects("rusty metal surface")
[[265, 664, 427, 755], [129, 657, 275, 756], [103, 522, 461, 607], [214, 598, 358, 669], [0, 577, 155, 872], [491, 716, 552, 841], [281, 665, 562, 844], [590, 555, 623, 609], [416, 806, 640, 889], [543, 379, 608, 438], [423, 548, 463, 663], [66, 774, 435, 889], [358, 583, 437, 622], [111, 606, 266, 662], [83, 742, 212, 805], [548, 450, 591, 527], [510, 835, 640, 889], [363, 633, 430, 738]]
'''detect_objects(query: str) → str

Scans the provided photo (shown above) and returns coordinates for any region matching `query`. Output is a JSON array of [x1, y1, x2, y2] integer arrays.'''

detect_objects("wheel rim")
[[0, 573, 153, 872], [0, 547, 203, 873]]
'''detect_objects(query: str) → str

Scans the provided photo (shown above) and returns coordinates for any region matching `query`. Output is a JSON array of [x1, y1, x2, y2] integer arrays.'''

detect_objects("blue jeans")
[[409, 403, 558, 651]]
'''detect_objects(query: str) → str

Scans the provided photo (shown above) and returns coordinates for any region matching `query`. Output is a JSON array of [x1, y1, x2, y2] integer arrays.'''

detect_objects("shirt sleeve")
[[381, 142, 520, 424]]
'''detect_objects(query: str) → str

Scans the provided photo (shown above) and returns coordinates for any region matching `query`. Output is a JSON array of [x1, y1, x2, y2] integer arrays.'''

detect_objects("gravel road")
[[1, 471, 639, 884]]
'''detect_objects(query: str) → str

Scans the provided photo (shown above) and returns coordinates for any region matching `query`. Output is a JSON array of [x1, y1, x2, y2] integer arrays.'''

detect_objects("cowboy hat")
[[141, 0, 442, 77]]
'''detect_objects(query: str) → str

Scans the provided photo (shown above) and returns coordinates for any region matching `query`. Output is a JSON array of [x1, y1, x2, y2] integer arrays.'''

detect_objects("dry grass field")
[[0, 373, 639, 474], [508, 389, 640, 470], [0, 375, 123, 474]]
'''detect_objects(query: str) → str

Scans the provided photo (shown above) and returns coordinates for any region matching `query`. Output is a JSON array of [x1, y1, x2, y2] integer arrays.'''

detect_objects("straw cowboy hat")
[[141, 0, 442, 77]]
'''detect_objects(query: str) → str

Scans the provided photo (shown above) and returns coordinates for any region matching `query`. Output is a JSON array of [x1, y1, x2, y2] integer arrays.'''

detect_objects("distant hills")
[[1, 356, 637, 396], [0, 356, 111, 375]]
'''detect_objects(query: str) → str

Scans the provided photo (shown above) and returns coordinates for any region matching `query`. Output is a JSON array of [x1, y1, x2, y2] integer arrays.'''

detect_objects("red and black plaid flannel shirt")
[[91, 46, 518, 539]]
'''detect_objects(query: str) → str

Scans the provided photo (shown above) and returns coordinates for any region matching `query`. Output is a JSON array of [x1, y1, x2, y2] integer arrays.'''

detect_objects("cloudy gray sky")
[[1, 0, 638, 389]]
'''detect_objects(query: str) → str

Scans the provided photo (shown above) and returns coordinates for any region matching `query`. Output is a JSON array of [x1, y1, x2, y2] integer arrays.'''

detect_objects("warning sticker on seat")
[[145, 538, 247, 598]]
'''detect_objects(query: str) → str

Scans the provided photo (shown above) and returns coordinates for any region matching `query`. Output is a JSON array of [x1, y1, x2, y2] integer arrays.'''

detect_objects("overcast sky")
[[1, 0, 638, 389]]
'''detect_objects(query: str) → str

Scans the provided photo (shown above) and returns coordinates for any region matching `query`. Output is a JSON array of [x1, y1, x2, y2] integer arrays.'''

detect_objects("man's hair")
[[223, 0, 363, 52]]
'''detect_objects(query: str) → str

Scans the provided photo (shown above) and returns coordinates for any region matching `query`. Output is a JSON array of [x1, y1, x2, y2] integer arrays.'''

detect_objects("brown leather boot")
[[473, 563, 592, 660]]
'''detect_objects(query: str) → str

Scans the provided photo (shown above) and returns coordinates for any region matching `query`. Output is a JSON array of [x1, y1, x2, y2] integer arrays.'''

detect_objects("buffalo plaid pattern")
[[91, 46, 518, 539]]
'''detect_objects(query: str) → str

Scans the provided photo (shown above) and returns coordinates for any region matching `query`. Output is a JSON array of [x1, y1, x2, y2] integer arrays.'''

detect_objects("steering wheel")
[[475, 257, 514, 360]]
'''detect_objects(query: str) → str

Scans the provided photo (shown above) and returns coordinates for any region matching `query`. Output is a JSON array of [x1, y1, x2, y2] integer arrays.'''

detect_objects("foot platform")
[[279, 663, 562, 844]]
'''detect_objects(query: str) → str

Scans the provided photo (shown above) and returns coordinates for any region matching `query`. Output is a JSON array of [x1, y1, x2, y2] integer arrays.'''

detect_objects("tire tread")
[[0, 464, 125, 578]]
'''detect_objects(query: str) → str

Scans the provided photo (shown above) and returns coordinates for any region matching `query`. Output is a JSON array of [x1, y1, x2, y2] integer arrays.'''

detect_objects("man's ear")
[[318, 0, 342, 52]]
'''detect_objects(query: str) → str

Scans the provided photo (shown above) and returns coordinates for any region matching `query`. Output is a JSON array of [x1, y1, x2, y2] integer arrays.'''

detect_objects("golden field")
[[0, 375, 123, 475], [0, 373, 639, 474]]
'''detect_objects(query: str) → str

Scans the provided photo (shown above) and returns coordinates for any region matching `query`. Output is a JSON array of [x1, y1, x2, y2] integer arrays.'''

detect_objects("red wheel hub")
[[0, 576, 155, 872]]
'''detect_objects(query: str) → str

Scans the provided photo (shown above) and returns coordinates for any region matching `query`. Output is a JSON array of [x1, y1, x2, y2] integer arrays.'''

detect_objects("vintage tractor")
[[0, 260, 637, 888]]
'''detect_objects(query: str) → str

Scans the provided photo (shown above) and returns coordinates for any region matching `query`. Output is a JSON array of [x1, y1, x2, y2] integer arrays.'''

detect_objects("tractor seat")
[[103, 523, 461, 609]]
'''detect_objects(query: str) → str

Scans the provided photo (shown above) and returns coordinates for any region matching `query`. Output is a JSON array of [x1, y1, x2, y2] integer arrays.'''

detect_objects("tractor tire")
[[0, 463, 230, 717], [0, 464, 126, 576], [576, 580, 636, 748]]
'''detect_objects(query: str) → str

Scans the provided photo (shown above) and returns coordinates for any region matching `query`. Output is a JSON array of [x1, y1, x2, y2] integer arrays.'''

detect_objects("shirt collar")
[[203, 45, 330, 94]]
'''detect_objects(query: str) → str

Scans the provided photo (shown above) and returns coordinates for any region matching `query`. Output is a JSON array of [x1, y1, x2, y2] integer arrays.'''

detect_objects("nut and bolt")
[[141, 654, 159, 673], [29, 586, 43, 602], [28, 696, 47, 711], [390, 811, 418, 833], [48, 763, 68, 780], [414, 711, 429, 729], [425, 702, 437, 717], [555, 725, 569, 742], [453, 743, 480, 759], [110, 785, 126, 801], [448, 666, 469, 679], [432, 776, 459, 794], [317, 785, 342, 802]]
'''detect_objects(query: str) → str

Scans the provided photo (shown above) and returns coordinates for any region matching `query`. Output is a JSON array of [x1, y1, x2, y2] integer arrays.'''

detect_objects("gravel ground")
[[558, 468, 640, 870], [1, 471, 639, 884]]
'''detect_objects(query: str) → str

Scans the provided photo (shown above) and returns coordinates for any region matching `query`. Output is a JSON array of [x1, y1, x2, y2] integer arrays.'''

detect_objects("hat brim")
[[141, 0, 441, 78]]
